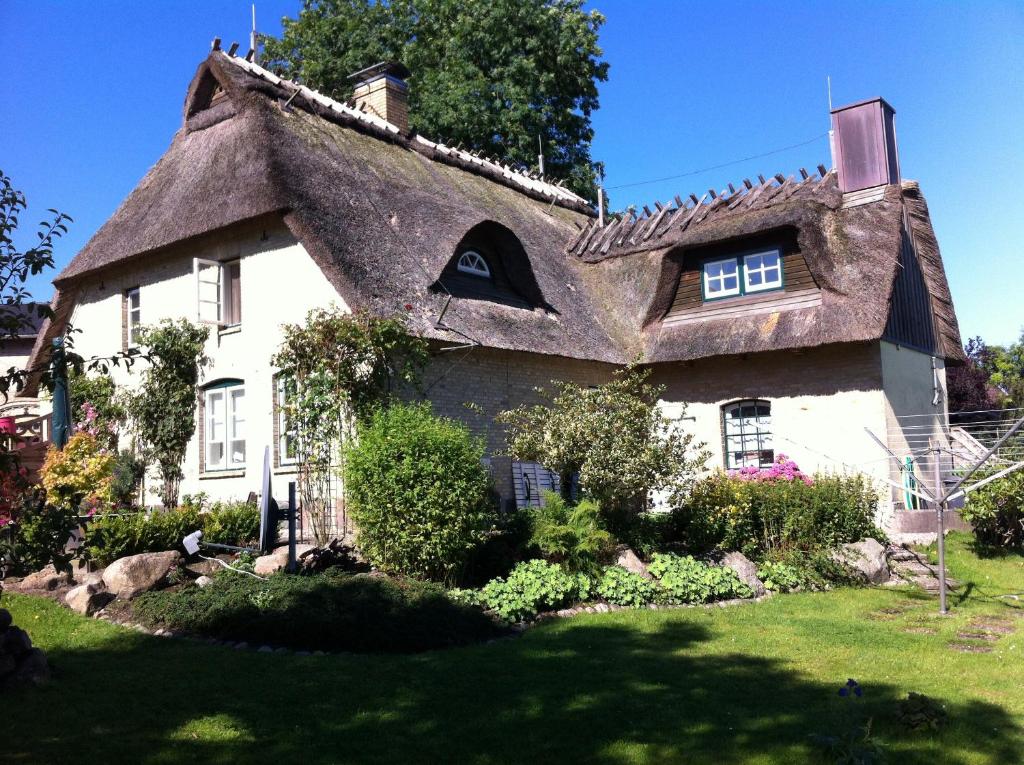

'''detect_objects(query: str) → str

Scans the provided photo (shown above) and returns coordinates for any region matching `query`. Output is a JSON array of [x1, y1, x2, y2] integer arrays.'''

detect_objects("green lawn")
[[2, 533, 1022, 765]]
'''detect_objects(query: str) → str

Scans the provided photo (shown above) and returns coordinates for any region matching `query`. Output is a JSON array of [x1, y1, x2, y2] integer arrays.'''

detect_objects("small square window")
[[743, 250, 782, 293], [703, 258, 741, 298]]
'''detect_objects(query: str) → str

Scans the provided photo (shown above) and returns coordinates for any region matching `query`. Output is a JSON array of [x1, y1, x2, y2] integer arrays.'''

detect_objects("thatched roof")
[[41, 49, 962, 378]]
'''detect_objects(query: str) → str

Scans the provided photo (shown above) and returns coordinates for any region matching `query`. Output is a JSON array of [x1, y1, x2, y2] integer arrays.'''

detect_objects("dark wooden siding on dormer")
[[883, 226, 937, 353], [663, 230, 821, 326]]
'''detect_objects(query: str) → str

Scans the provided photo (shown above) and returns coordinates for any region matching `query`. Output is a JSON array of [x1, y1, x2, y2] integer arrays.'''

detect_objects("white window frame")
[[742, 249, 783, 293], [456, 250, 491, 278], [276, 377, 298, 466], [702, 257, 741, 299], [204, 382, 246, 471], [193, 258, 241, 327], [126, 287, 141, 347]]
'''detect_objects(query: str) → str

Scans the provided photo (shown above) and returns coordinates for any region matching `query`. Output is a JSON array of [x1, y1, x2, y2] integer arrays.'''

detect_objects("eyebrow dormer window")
[[702, 249, 783, 300], [456, 250, 491, 278]]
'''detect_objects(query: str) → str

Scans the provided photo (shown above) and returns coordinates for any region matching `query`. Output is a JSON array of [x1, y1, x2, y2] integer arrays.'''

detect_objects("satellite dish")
[[258, 446, 279, 553]]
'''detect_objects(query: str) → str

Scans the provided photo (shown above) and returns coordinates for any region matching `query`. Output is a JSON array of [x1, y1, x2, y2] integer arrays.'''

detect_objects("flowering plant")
[[728, 454, 813, 485], [40, 431, 114, 509]]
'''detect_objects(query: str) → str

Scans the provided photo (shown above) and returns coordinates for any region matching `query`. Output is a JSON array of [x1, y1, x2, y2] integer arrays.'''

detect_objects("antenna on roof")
[[250, 4, 258, 64], [538, 136, 545, 177], [827, 75, 836, 169]]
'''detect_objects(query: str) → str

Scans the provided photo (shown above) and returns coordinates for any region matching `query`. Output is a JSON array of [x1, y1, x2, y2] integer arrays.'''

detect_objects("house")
[[23, 46, 963, 532], [1, 302, 47, 382]]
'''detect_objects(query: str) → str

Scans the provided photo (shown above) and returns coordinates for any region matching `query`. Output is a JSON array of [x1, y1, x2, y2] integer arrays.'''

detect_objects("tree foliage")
[[272, 306, 429, 543], [948, 337, 1000, 413], [262, 0, 609, 198], [498, 368, 708, 515], [126, 320, 209, 508]]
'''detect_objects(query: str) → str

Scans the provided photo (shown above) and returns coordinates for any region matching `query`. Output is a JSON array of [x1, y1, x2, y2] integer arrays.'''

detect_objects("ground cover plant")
[[2, 532, 1022, 764], [132, 568, 503, 653]]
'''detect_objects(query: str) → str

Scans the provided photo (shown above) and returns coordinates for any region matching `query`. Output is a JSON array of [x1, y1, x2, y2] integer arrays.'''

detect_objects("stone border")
[[532, 592, 773, 624]]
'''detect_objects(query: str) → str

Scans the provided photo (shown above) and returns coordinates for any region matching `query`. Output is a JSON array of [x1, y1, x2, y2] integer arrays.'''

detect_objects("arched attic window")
[[456, 250, 491, 278], [436, 221, 548, 310]]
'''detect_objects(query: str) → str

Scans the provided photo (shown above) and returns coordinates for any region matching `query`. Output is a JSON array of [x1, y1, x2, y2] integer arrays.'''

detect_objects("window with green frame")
[[702, 249, 783, 301], [722, 399, 774, 469]]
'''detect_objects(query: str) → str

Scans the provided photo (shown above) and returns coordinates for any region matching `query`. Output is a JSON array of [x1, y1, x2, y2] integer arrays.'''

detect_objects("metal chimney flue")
[[830, 97, 900, 193]]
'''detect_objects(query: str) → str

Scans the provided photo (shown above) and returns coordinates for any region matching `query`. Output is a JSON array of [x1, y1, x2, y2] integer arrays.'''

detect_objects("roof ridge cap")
[[218, 52, 592, 210]]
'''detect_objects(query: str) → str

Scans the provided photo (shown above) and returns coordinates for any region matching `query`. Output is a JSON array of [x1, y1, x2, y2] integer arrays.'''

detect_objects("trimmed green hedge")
[[85, 503, 260, 565]]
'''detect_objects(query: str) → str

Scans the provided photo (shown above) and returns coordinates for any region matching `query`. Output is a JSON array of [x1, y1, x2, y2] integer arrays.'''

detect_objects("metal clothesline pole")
[[930, 438, 948, 614]]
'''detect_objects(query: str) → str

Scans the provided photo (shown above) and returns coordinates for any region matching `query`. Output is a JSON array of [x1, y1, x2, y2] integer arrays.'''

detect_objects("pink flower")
[[729, 454, 813, 485]]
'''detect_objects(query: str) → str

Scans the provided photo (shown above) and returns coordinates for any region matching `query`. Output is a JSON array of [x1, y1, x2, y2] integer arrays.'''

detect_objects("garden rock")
[[195, 575, 214, 588], [615, 546, 651, 579], [254, 545, 317, 575], [65, 583, 113, 616], [0, 616, 50, 690], [832, 538, 889, 584], [14, 564, 72, 591], [102, 550, 181, 599], [721, 552, 766, 597]]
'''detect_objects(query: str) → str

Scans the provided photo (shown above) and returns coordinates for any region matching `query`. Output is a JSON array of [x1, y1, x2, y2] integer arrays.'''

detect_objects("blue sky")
[[3, 1, 1022, 345]]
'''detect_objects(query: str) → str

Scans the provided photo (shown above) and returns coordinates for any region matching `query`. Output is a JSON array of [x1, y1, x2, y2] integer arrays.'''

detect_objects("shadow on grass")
[[5, 615, 1022, 765]]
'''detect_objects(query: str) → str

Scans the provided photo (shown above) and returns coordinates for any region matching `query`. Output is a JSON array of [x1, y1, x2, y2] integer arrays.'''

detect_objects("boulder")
[[65, 583, 113, 616], [3, 626, 33, 656], [195, 575, 214, 588], [832, 538, 890, 584], [721, 551, 766, 597], [15, 564, 71, 591], [253, 544, 317, 575], [102, 551, 181, 599], [7, 648, 50, 687], [83, 571, 105, 587], [615, 546, 651, 579]]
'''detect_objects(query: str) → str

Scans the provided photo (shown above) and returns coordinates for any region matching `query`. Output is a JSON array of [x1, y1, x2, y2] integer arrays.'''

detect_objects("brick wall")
[[412, 347, 616, 504]]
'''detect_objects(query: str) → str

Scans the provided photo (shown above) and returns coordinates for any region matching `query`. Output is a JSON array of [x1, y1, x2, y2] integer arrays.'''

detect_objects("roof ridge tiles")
[[218, 52, 592, 211]]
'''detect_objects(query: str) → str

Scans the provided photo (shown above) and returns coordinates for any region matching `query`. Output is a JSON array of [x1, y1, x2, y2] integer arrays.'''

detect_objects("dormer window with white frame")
[[456, 250, 491, 278], [194, 258, 241, 327], [702, 248, 783, 301]]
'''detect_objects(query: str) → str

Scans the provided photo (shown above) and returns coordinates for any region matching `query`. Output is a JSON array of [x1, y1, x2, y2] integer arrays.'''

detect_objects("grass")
[[1, 532, 1022, 765]]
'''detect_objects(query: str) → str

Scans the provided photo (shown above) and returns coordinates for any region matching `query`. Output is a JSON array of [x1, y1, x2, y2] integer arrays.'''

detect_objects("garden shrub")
[[961, 471, 1024, 549], [109, 450, 145, 508], [756, 561, 807, 592], [670, 463, 880, 558], [596, 565, 658, 607], [40, 431, 114, 509], [528, 492, 614, 575], [85, 503, 260, 565], [461, 509, 534, 587], [133, 568, 502, 653], [345, 402, 493, 583], [0, 492, 79, 575], [648, 553, 752, 604], [480, 559, 585, 622]]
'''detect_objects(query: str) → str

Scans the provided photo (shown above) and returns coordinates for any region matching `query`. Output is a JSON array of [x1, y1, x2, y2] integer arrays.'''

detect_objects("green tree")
[[498, 368, 709, 516], [0, 169, 65, 395], [262, 0, 608, 198], [127, 320, 209, 508], [984, 329, 1024, 408]]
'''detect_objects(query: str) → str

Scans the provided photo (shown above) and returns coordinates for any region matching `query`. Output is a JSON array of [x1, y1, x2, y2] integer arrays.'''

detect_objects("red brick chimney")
[[830, 97, 901, 193], [349, 62, 411, 133]]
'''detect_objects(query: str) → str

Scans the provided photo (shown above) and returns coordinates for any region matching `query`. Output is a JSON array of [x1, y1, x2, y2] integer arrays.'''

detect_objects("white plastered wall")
[[649, 342, 895, 519], [66, 218, 346, 505]]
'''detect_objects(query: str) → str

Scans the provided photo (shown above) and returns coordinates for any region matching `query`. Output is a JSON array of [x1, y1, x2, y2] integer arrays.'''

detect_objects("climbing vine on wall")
[[272, 306, 429, 544]]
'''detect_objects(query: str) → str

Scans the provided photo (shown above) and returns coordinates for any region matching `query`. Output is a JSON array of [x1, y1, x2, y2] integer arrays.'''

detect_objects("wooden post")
[[930, 439, 948, 614]]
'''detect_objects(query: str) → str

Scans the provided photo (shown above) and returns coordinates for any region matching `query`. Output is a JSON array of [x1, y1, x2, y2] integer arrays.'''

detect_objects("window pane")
[[208, 442, 224, 467], [722, 399, 772, 469], [225, 262, 241, 325]]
